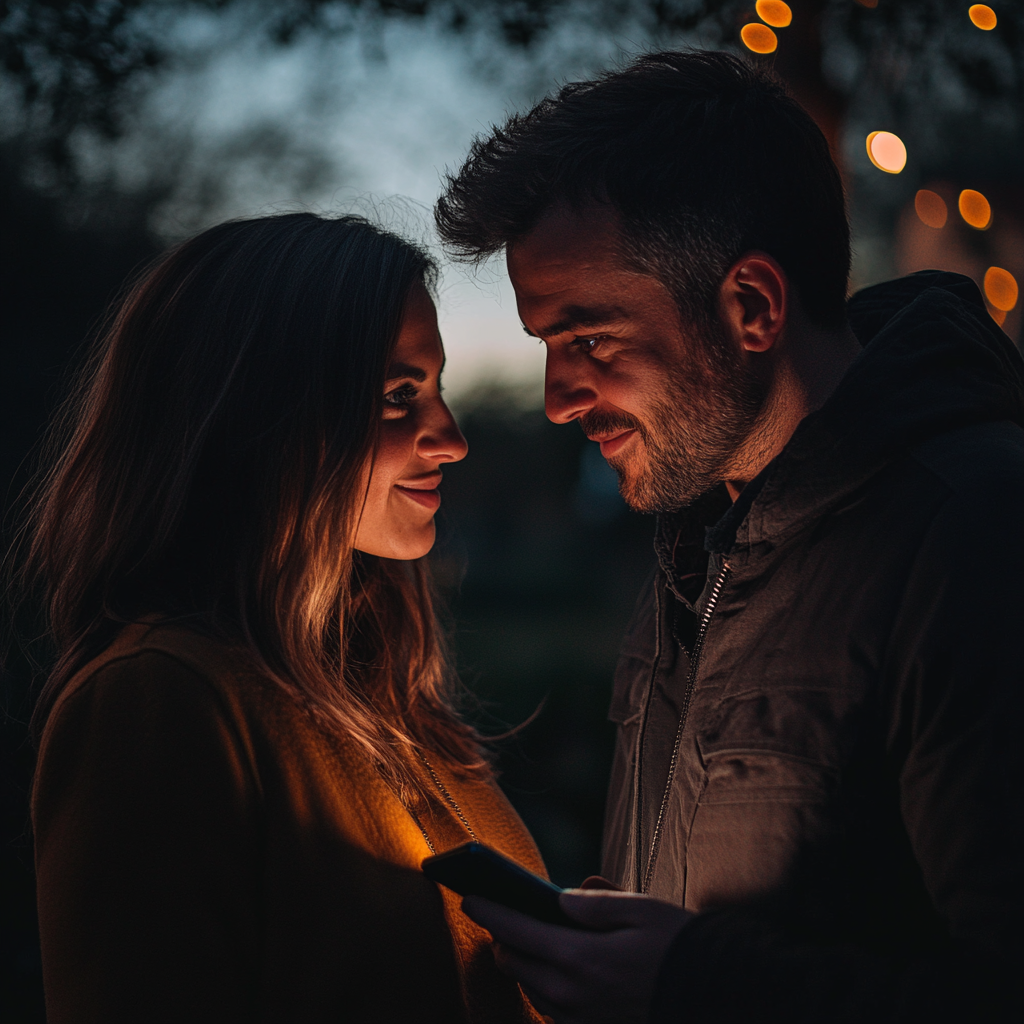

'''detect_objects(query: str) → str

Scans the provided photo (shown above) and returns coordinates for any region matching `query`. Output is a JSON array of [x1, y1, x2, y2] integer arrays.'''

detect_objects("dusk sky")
[[76, 5, 665, 400]]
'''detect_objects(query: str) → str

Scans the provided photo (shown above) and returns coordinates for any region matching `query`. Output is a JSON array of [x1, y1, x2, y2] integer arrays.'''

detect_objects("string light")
[[755, 1, 792, 28], [866, 131, 907, 173], [741, 23, 778, 53], [968, 5, 997, 30], [915, 190, 948, 229], [984, 267, 1018, 312], [959, 189, 992, 230]]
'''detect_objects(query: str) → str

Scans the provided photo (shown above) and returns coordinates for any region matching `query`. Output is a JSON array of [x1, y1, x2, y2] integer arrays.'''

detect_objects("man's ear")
[[717, 252, 789, 354]]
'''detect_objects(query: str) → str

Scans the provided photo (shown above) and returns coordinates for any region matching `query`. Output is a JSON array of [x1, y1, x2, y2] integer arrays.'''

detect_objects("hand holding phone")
[[422, 842, 577, 927]]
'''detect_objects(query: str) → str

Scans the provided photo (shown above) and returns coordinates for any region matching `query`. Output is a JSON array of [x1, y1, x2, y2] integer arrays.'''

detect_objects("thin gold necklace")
[[407, 748, 478, 854]]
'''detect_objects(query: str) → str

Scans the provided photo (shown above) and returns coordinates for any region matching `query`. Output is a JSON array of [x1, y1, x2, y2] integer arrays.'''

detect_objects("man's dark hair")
[[436, 50, 850, 330]]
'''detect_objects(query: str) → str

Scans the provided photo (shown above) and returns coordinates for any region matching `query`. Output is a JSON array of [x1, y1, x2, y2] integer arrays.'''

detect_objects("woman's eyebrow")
[[385, 362, 427, 383]]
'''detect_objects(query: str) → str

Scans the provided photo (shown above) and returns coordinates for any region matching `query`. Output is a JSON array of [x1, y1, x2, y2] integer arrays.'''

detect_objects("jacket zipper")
[[640, 560, 731, 894]]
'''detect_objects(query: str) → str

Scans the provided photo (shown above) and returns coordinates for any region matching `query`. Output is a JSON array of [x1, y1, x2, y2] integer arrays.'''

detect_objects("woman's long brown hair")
[[20, 212, 487, 789]]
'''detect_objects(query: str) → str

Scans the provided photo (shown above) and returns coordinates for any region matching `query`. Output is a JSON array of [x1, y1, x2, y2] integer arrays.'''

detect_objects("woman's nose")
[[419, 403, 468, 464]]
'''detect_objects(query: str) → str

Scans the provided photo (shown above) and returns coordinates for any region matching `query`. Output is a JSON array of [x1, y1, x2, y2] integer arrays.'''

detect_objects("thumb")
[[557, 890, 658, 930], [578, 874, 622, 891]]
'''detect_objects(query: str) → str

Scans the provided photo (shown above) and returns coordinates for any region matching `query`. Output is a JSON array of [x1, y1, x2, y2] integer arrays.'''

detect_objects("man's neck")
[[724, 318, 861, 501]]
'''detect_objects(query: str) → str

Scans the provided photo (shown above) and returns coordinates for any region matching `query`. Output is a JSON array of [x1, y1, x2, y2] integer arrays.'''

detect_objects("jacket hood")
[[658, 271, 1024, 584], [822, 269, 1023, 459]]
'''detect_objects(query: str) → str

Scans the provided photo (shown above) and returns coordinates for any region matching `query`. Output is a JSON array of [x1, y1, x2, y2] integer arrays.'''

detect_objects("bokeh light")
[[866, 131, 907, 173], [968, 5, 997, 30], [958, 189, 992, 229], [740, 23, 778, 53], [914, 189, 948, 229], [984, 267, 1018, 312], [756, 1, 792, 28]]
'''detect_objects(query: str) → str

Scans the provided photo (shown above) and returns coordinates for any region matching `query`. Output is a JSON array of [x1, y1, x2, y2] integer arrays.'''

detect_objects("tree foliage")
[[1, 1, 1020, 194]]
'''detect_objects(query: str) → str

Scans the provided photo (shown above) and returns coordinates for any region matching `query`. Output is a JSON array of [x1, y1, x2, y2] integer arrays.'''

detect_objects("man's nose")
[[545, 358, 598, 425]]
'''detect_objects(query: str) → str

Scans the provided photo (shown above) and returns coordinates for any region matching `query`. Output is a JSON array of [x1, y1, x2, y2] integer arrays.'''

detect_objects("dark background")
[[2, 2, 1021, 1019]]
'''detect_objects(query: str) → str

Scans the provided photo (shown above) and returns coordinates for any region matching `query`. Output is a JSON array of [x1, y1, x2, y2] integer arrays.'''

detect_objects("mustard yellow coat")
[[33, 622, 546, 1023]]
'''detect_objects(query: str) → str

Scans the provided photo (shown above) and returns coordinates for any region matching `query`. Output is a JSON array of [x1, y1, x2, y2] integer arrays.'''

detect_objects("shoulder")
[[40, 624, 272, 768], [54, 647, 223, 729], [907, 420, 1024, 542], [61, 622, 266, 712], [883, 424, 1024, 664], [911, 419, 1024, 493], [33, 630, 270, 832]]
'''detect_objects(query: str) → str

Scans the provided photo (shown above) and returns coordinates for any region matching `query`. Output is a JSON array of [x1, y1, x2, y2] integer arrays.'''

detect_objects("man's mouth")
[[588, 429, 637, 459]]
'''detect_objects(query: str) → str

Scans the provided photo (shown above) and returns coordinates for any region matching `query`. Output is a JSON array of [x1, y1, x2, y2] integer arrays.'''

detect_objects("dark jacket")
[[600, 272, 1024, 1022]]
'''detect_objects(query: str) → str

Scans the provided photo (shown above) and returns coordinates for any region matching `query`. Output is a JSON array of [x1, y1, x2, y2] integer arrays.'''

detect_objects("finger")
[[463, 896, 580, 961], [557, 890, 683, 930], [494, 944, 574, 1004], [577, 875, 622, 891], [501, 952, 603, 1024], [519, 982, 560, 1021]]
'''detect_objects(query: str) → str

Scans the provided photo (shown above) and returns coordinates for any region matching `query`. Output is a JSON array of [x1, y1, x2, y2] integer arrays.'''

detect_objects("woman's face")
[[353, 283, 468, 560]]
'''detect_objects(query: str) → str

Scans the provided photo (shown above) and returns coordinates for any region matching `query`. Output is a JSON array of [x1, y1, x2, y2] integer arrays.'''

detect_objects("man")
[[434, 51, 1022, 1023]]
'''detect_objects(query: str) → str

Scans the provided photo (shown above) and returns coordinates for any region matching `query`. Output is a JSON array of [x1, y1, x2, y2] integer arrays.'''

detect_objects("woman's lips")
[[395, 484, 441, 512], [598, 429, 637, 459]]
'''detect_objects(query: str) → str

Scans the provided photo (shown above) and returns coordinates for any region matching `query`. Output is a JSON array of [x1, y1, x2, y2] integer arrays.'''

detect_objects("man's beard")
[[581, 322, 772, 513]]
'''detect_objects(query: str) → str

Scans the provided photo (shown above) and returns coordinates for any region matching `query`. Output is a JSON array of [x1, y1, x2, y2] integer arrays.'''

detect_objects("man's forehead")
[[507, 203, 623, 288]]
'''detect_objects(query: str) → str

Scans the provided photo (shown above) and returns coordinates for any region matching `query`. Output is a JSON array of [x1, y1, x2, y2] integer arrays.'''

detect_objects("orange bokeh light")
[[866, 131, 907, 174], [958, 189, 992, 230], [989, 307, 1007, 326], [984, 267, 1018, 312], [756, 1, 792, 28], [968, 5, 997, 30], [914, 190, 948, 229], [741, 23, 778, 54]]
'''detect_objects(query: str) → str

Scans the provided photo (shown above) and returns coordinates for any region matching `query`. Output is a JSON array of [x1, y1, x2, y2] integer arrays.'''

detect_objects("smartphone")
[[422, 841, 576, 927]]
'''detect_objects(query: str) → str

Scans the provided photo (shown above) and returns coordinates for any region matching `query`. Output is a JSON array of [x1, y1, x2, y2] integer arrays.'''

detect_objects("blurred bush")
[[437, 389, 656, 885]]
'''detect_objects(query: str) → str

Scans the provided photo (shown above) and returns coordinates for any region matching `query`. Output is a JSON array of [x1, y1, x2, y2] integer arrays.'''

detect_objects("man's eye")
[[383, 383, 418, 411], [572, 336, 602, 354]]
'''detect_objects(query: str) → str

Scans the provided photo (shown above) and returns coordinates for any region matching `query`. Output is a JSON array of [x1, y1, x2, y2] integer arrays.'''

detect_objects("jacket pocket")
[[608, 577, 658, 728], [608, 652, 651, 727], [684, 747, 839, 913]]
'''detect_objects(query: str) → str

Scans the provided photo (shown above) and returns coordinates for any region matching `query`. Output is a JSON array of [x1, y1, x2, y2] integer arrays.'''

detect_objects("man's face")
[[507, 205, 770, 511]]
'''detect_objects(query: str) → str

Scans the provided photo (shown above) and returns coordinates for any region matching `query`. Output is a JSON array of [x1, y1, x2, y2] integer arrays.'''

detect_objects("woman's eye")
[[383, 383, 418, 414]]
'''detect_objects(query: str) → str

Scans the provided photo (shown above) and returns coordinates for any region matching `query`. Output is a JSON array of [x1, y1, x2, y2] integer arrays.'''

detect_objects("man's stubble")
[[582, 322, 772, 512]]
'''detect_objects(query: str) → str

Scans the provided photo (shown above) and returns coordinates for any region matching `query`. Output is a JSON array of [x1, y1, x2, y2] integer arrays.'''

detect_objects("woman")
[[24, 213, 545, 1023]]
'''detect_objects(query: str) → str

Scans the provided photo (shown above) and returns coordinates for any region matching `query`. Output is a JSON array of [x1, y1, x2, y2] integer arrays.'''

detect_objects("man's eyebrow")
[[384, 362, 428, 383], [523, 305, 630, 339]]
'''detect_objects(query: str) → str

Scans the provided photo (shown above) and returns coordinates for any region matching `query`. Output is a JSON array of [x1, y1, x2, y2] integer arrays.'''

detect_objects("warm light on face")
[[984, 267, 1018, 312], [866, 131, 907, 174], [353, 285, 467, 561], [959, 189, 992, 230], [968, 5, 997, 30], [914, 190, 948, 229], [741, 23, 778, 53], [755, 1, 792, 28]]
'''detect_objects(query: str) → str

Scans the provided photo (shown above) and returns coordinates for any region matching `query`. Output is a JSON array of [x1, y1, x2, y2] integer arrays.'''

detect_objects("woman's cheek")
[[375, 420, 413, 472]]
